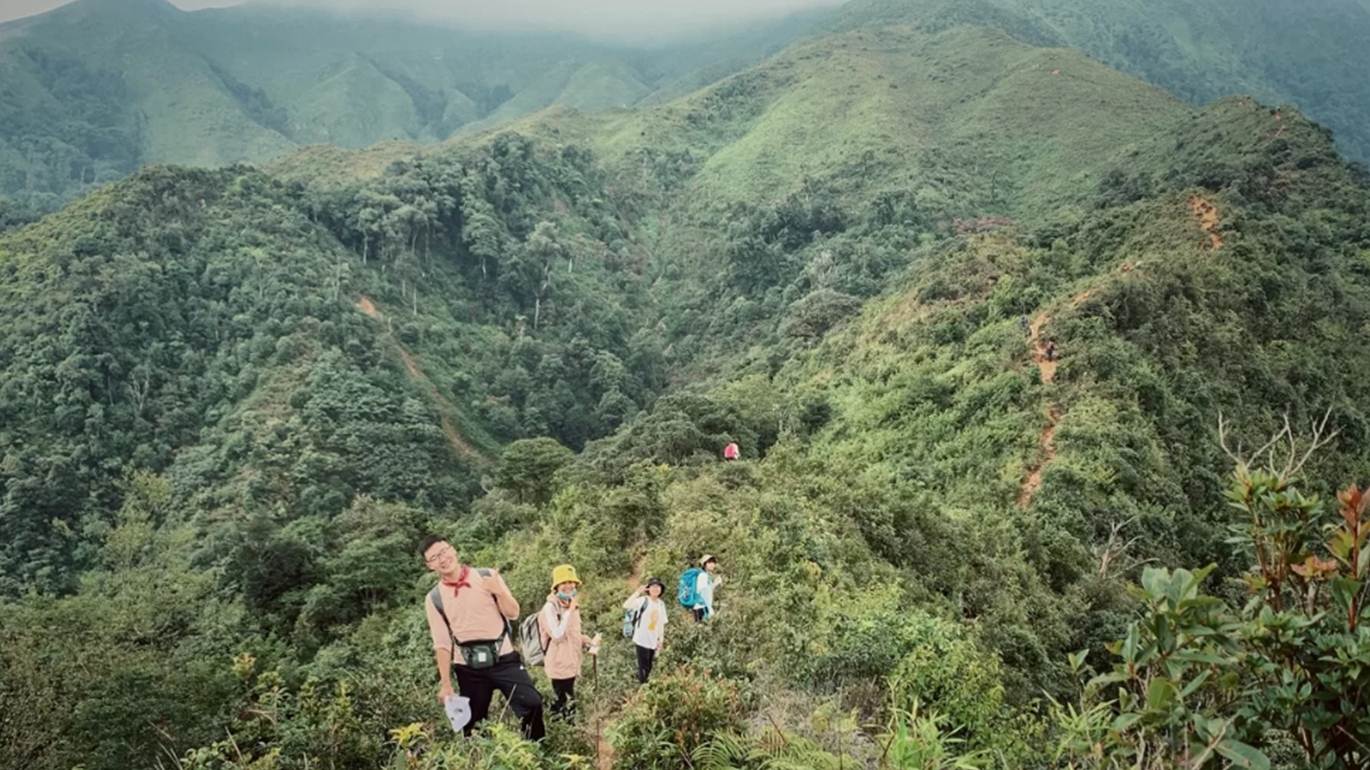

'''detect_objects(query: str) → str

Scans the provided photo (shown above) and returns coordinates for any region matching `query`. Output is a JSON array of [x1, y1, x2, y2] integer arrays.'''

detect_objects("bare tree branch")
[[1219, 408, 1338, 482]]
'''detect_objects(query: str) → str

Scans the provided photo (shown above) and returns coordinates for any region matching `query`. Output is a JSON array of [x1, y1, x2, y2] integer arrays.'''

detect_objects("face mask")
[[557, 589, 577, 602]]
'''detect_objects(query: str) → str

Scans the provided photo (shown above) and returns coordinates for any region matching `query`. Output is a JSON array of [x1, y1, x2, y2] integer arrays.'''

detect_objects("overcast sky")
[[0, 0, 847, 41]]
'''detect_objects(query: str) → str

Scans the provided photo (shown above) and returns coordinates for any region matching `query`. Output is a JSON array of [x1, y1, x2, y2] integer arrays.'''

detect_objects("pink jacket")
[[538, 598, 593, 680]]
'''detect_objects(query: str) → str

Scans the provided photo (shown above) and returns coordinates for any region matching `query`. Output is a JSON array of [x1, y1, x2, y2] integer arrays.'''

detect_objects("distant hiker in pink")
[[723, 442, 740, 461]]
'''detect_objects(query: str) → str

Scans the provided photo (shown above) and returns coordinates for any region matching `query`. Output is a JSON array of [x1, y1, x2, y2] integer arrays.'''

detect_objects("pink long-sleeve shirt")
[[538, 597, 593, 680], [424, 568, 519, 666]]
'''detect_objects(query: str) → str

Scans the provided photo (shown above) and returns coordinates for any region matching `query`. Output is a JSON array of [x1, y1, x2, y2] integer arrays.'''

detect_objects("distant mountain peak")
[[52, 0, 179, 22]]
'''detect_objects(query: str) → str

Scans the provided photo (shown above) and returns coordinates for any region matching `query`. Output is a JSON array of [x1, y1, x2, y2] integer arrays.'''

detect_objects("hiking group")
[[420, 535, 724, 740]]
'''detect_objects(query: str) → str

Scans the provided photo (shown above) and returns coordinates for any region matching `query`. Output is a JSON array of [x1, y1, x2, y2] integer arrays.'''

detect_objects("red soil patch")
[[356, 295, 381, 319], [1188, 196, 1224, 251], [356, 295, 481, 462]]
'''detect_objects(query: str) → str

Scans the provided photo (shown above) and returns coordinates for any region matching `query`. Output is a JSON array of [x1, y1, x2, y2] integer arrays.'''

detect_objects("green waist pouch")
[[458, 639, 503, 670]]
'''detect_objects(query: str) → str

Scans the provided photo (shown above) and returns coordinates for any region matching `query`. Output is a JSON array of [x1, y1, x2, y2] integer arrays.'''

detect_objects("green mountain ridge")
[[6, 0, 1370, 223], [836, 0, 1370, 164], [461, 24, 1194, 379], [0, 0, 825, 214], [4, 11, 1370, 770]]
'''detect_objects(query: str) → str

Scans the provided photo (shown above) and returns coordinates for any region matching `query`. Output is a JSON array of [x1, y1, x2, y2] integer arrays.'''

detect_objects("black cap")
[[645, 576, 666, 590]]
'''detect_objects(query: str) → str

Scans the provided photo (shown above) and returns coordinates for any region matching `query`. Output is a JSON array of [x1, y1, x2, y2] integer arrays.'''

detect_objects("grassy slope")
[[490, 26, 1188, 217], [838, 0, 1370, 163], [447, 24, 1190, 385], [0, 0, 291, 169], [443, 23, 1370, 575], [40, 0, 294, 165], [444, 101, 1370, 750], [521, 96, 1370, 709], [265, 141, 425, 188]]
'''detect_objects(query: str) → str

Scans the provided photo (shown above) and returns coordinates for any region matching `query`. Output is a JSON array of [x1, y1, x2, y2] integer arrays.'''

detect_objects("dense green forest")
[[4, 5, 1370, 770]]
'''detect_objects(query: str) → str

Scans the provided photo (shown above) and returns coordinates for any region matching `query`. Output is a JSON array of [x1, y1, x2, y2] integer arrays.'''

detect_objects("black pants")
[[452, 653, 545, 740], [635, 644, 657, 684], [550, 677, 576, 720], [693, 607, 707, 622]]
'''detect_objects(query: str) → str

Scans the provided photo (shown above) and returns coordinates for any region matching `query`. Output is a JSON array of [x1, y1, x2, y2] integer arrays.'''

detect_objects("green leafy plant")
[[1057, 415, 1370, 769], [881, 703, 990, 770], [608, 666, 745, 770], [1050, 565, 1259, 769]]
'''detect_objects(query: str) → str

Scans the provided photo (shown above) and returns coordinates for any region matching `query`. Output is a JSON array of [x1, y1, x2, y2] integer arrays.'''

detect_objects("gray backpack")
[[520, 601, 560, 666]]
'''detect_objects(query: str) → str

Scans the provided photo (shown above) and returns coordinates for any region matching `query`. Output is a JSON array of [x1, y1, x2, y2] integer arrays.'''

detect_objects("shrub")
[[887, 615, 1005, 743], [884, 704, 991, 770], [608, 666, 744, 770], [497, 438, 575, 504], [394, 722, 564, 770]]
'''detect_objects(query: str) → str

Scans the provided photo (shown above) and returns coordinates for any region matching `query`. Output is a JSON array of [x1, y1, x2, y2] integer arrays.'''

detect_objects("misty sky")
[[0, 0, 846, 41]]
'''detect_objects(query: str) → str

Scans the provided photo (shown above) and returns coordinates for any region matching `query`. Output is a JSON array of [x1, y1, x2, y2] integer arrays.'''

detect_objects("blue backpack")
[[678, 567, 703, 608]]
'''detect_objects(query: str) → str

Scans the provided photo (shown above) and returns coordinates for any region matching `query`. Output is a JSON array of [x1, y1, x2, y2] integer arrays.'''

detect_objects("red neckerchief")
[[442, 565, 472, 596]]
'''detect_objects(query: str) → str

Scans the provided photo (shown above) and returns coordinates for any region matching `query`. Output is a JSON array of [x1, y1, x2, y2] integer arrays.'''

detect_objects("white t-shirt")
[[630, 596, 668, 649], [694, 571, 716, 612]]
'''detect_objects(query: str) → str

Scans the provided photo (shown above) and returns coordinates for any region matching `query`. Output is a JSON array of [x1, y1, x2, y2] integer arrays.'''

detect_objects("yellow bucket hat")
[[551, 564, 581, 590]]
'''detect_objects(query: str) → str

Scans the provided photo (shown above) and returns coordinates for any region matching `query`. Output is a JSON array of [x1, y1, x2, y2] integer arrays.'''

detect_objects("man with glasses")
[[419, 535, 545, 740]]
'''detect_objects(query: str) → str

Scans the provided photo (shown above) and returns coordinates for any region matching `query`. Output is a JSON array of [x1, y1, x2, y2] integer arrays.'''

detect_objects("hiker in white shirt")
[[623, 577, 668, 683], [693, 554, 723, 622]]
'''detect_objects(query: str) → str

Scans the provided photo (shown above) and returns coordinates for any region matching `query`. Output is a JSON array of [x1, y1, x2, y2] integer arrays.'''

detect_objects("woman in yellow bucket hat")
[[538, 564, 600, 720]]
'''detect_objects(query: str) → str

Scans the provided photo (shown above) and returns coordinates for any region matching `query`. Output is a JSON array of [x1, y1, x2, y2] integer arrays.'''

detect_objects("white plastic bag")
[[444, 694, 472, 734]]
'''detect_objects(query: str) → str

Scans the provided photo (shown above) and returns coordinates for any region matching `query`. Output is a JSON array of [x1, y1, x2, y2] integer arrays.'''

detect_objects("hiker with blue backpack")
[[623, 577, 669, 683], [419, 535, 546, 740], [537, 564, 601, 721], [680, 554, 723, 622]]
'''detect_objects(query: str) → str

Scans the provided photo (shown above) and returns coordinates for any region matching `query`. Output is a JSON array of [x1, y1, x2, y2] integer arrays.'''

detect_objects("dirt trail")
[[588, 555, 651, 770], [1027, 313, 1057, 384], [1017, 404, 1061, 509], [626, 554, 645, 591], [1019, 310, 1061, 508], [1026, 283, 1100, 385], [1016, 271, 1134, 507], [596, 729, 614, 770], [1188, 196, 1224, 251], [1017, 284, 1101, 508], [354, 296, 482, 462]]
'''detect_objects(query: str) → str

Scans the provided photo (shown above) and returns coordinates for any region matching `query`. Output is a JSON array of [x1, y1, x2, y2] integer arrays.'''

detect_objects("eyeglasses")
[[424, 545, 454, 566]]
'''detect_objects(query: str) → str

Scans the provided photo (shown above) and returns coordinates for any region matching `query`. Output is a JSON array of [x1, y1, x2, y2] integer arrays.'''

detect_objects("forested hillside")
[[0, 0, 824, 214], [0, 134, 673, 595], [4, 9, 1370, 770], [6, 0, 1370, 225], [492, 25, 1192, 373]]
